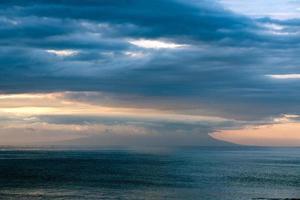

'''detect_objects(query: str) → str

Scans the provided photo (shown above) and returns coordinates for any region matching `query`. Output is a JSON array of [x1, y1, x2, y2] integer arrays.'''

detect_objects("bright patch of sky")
[[46, 49, 78, 57], [129, 39, 188, 49], [220, 0, 300, 19], [267, 74, 300, 79]]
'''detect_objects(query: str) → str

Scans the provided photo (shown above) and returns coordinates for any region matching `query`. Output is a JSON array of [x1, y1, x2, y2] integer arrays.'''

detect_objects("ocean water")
[[0, 147, 299, 200]]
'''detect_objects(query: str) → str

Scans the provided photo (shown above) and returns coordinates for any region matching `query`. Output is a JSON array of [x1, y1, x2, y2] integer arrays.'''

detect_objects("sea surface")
[[0, 147, 299, 200]]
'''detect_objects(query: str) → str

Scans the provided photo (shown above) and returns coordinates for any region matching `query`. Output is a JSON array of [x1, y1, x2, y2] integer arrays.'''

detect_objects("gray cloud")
[[1, 0, 300, 125], [35, 114, 237, 146]]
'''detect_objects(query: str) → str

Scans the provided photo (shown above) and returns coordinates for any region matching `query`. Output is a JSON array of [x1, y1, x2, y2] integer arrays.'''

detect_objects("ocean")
[[0, 147, 299, 200]]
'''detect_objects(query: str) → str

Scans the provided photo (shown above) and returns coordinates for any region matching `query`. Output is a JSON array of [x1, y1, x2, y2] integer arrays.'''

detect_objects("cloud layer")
[[1, 0, 300, 145]]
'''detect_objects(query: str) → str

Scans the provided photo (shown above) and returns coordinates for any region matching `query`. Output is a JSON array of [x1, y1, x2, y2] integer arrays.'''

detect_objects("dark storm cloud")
[[1, 0, 256, 42], [1, 0, 300, 121]]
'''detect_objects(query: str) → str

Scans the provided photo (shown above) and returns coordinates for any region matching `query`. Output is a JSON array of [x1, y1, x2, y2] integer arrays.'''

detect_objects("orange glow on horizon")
[[0, 92, 227, 122], [211, 122, 300, 146]]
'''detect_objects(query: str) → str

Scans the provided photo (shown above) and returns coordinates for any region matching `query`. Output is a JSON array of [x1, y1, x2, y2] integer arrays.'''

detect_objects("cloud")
[[0, 91, 241, 146], [129, 39, 188, 49], [0, 0, 300, 145], [266, 74, 300, 79], [46, 49, 78, 57]]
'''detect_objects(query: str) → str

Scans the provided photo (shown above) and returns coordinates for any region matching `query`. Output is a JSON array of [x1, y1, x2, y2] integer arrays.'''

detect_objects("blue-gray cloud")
[[1, 0, 300, 122]]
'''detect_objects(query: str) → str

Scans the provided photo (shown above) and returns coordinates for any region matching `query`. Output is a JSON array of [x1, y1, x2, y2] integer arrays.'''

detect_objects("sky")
[[1, 0, 300, 146]]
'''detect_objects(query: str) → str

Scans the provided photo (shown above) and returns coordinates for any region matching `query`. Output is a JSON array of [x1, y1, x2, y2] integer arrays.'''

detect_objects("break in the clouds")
[[220, 0, 300, 19], [1, 0, 300, 146]]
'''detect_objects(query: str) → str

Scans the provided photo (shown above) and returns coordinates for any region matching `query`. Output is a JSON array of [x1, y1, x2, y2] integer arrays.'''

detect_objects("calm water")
[[0, 147, 299, 200]]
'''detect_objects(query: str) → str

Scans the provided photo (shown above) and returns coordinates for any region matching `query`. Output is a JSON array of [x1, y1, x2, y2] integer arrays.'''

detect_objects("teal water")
[[0, 147, 299, 199]]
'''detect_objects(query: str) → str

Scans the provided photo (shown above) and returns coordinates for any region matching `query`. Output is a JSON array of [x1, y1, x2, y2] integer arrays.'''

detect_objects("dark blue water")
[[0, 147, 299, 200]]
